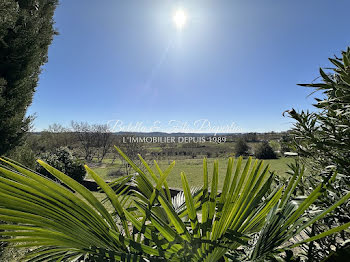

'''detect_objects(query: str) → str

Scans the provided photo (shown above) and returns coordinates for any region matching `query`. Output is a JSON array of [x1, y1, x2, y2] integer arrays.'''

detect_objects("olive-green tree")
[[287, 47, 350, 260]]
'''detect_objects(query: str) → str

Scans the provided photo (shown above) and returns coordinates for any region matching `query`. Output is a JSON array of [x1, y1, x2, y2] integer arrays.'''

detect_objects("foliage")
[[234, 138, 249, 157], [243, 132, 258, 142], [0, 0, 58, 155], [35, 147, 86, 183], [6, 140, 36, 169], [255, 141, 277, 159], [268, 140, 280, 153], [287, 47, 350, 178], [279, 132, 293, 154], [323, 241, 350, 262], [0, 148, 348, 261], [287, 47, 350, 260], [40, 123, 74, 151]]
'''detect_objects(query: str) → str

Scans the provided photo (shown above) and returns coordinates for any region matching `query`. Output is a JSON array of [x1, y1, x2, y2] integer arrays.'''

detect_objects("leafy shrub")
[[36, 147, 86, 183], [6, 141, 36, 169], [0, 147, 348, 261], [287, 47, 350, 260], [279, 132, 293, 154], [255, 141, 277, 159], [268, 140, 280, 153], [234, 138, 249, 156], [288, 48, 350, 175]]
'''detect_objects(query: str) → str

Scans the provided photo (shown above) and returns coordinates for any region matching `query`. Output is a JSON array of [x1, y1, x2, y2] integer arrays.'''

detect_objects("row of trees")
[[9, 127, 283, 173], [24, 122, 114, 163], [7, 122, 149, 177]]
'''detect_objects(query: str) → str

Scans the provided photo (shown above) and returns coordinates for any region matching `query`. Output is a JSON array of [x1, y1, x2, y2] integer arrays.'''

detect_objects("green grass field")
[[154, 157, 293, 189], [91, 157, 294, 189]]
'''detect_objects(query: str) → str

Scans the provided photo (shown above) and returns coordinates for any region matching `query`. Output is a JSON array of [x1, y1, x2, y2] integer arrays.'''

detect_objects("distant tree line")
[[8, 126, 288, 169]]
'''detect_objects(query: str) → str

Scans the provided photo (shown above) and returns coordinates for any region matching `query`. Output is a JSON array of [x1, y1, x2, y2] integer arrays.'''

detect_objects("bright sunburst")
[[173, 9, 187, 30]]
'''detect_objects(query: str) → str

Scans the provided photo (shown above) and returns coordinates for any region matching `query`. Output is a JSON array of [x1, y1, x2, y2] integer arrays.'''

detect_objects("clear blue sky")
[[28, 0, 350, 132]]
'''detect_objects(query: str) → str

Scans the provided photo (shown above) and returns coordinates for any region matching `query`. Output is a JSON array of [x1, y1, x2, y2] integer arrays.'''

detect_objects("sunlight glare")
[[173, 9, 187, 30]]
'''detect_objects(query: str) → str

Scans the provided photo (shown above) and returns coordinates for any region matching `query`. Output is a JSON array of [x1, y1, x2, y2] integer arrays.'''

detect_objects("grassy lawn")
[[91, 157, 294, 189], [155, 157, 293, 189], [91, 164, 122, 179]]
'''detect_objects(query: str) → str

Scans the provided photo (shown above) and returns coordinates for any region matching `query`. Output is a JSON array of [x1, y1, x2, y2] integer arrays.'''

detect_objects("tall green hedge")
[[0, 0, 58, 155]]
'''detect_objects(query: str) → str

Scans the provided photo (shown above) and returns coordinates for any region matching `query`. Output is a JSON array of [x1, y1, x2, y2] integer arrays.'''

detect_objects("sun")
[[173, 9, 187, 29]]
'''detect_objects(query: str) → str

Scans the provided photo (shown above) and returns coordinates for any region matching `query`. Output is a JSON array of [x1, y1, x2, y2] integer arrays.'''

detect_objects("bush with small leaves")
[[36, 147, 86, 183], [287, 47, 350, 260], [255, 141, 277, 159], [235, 138, 249, 157]]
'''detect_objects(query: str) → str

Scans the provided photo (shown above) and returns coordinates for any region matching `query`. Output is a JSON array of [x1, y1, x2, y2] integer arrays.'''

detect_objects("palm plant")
[[0, 147, 348, 261]]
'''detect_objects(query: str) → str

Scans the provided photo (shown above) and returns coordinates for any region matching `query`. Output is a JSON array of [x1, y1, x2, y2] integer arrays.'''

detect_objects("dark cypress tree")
[[0, 0, 58, 155], [234, 138, 249, 157], [255, 141, 277, 159]]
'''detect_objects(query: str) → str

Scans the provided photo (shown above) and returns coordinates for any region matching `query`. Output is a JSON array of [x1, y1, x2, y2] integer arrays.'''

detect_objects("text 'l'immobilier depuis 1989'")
[[122, 136, 206, 144]]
